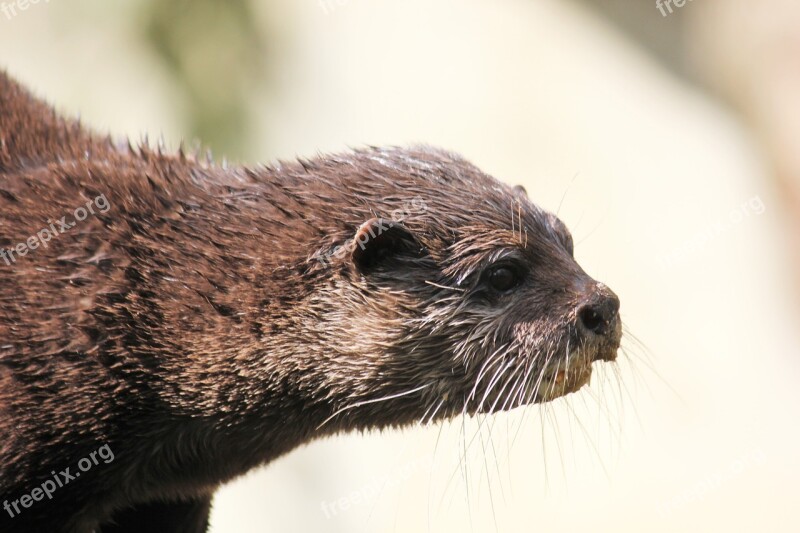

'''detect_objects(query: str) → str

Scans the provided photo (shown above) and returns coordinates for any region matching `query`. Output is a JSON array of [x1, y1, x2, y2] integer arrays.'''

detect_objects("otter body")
[[0, 72, 621, 532]]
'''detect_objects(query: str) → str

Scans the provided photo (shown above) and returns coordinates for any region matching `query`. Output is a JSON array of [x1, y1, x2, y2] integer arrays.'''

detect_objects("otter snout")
[[576, 283, 622, 361]]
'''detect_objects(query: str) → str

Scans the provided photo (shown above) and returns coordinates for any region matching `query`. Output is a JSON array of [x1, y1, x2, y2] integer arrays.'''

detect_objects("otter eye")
[[487, 265, 519, 292]]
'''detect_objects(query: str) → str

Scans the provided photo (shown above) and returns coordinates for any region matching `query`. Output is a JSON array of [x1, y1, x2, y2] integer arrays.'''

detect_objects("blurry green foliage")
[[141, 0, 268, 160]]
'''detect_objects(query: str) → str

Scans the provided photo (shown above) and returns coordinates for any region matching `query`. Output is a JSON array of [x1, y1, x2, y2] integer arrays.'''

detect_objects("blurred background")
[[2, 0, 799, 531]]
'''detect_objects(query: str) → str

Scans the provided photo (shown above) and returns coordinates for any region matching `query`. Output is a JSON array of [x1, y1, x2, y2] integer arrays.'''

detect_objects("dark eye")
[[487, 265, 519, 292]]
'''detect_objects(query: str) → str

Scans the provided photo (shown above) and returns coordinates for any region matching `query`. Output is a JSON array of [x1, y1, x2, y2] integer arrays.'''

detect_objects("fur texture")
[[0, 71, 620, 532]]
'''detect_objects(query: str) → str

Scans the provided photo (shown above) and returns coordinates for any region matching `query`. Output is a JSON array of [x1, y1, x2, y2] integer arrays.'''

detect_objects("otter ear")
[[350, 217, 422, 272]]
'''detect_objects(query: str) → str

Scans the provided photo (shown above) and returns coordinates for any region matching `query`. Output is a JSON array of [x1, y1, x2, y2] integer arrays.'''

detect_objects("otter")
[[0, 71, 622, 533]]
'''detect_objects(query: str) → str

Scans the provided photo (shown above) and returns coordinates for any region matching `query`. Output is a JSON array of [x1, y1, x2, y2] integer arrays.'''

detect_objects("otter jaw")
[[536, 355, 597, 403], [535, 319, 622, 403]]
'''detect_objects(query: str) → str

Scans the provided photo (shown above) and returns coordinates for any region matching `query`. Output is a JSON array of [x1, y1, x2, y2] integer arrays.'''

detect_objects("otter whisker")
[[539, 400, 551, 490], [581, 374, 620, 431], [607, 363, 628, 452], [621, 324, 653, 361], [544, 398, 568, 485], [421, 398, 446, 426], [611, 349, 649, 431], [440, 412, 502, 516], [478, 359, 516, 412], [507, 348, 556, 450], [500, 366, 525, 414], [562, 399, 613, 482], [316, 383, 433, 430], [419, 397, 443, 426], [530, 349, 556, 402], [463, 344, 510, 412], [424, 280, 466, 292], [428, 415, 449, 528], [545, 359, 561, 399], [511, 201, 516, 241], [488, 365, 522, 416], [519, 337, 557, 397], [459, 413, 474, 529], [477, 414, 503, 533], [619, 346, 653, 400], [510, 357, 536, 410], [609, 359, 628, 426], [556, 171, 580, 217], [508, 375, 538, 451], [620, 328, 679, 401]]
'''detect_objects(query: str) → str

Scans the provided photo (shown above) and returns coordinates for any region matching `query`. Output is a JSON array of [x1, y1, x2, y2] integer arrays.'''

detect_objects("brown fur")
[[0, 71, 621, 532]]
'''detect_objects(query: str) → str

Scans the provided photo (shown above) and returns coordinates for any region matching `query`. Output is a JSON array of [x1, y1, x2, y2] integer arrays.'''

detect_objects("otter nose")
[[577, 285, 620, 337]]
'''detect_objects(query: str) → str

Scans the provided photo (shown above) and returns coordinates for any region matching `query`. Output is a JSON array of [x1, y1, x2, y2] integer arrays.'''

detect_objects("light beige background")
[[2, 1, 799, 532]]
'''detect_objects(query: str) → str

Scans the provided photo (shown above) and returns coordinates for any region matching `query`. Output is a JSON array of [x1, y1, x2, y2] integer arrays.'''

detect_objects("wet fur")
[[0, 71, 619, 532]]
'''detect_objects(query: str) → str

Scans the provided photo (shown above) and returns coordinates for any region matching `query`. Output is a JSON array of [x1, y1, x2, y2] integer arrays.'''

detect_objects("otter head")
[[307, 147, 621, 431]]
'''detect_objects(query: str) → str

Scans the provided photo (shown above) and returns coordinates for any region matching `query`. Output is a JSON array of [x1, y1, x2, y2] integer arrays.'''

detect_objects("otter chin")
[[0, 71, 622, 533]]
